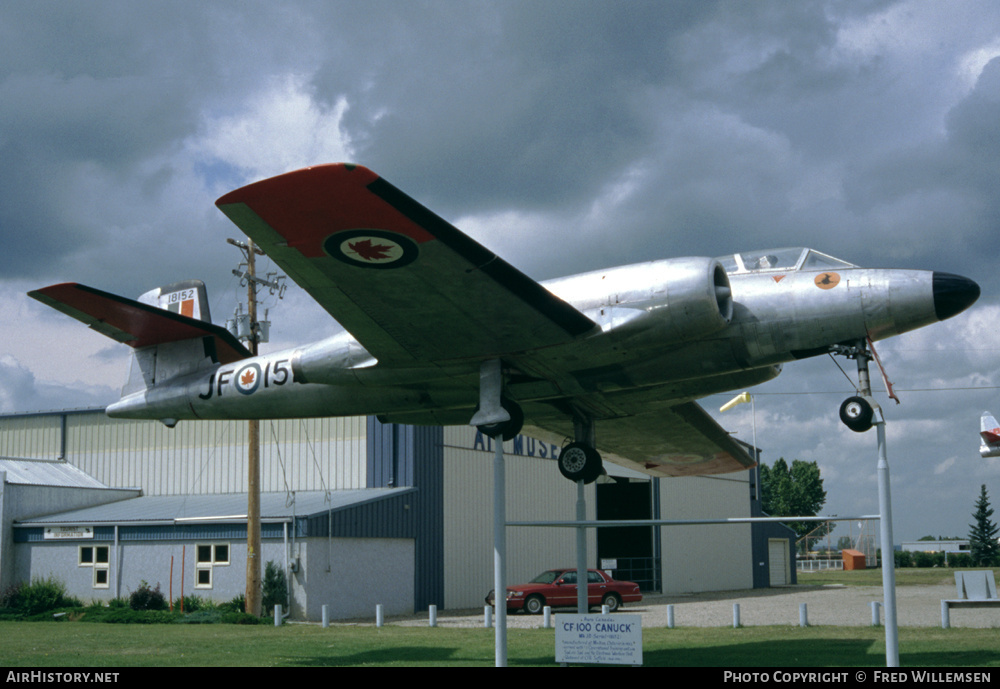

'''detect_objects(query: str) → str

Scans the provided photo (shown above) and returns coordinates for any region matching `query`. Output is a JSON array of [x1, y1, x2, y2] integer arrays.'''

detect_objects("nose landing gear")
[[840, 395, 875, 433], [831, 338, 885, 433]]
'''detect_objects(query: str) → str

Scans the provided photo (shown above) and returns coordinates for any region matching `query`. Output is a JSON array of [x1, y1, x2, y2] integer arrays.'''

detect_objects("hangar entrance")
[[596, 478, 660, 592]]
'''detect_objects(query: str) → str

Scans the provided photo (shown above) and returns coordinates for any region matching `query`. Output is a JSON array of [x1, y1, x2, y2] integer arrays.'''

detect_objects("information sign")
[[555, 614, 642, 666]]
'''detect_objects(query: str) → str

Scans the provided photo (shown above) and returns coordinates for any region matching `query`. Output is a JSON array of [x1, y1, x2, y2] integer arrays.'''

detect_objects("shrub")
[[947, 553, 973, 568], [173, 595, 213, 613], [6, 576, 81, 615], [893, 551, 912, 568], [220, 594, 246, 613], [128, 581, 168, 611], [913, 551, 943, 568], [262, 561, 288, 615]]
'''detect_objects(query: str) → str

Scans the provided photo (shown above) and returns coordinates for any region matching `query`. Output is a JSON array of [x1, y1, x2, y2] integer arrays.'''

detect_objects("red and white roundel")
[[234, 363, 261, 395], [326, 229, 418, 269]]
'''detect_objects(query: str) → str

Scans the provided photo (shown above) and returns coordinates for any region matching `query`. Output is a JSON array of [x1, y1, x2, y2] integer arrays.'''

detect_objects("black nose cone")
[[933, 272, 980, 321]]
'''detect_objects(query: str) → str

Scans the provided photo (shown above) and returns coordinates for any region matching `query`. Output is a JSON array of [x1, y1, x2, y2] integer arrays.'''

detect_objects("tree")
[[759, 458, 827, 540], [968, 484, 1000, 567]]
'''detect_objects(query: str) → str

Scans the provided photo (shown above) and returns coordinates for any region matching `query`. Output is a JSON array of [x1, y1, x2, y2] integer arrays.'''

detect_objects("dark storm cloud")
[[2, 0, 998, 540]]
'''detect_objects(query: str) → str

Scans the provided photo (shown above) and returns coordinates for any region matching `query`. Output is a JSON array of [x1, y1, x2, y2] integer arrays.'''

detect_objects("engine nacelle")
[[291, 331, 376, 385], [651, 256, 733, 344], [548, 256, 733, 346]]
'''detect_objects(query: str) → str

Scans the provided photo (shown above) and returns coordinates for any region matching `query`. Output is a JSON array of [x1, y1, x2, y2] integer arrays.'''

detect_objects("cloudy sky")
[[2, 0, 999, 543]]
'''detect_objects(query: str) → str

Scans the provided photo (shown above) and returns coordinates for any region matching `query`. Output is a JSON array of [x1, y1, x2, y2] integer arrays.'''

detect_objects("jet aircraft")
[[980, 412, 1000, 458], [29, 164, 980, 483]]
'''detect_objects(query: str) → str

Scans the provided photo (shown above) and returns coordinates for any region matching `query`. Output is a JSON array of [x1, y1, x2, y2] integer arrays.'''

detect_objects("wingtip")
[[215, 162, 375, 208]]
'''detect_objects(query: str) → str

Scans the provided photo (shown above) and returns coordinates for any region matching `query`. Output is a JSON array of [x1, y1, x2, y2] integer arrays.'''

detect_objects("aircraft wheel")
[[476, 397, 524, 440], [840, 396, 874, 433], [558, 442, 603, 484]]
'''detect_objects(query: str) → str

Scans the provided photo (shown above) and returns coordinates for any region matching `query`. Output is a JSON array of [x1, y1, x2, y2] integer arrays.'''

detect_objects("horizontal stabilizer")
[[28, 283, 251, 365]]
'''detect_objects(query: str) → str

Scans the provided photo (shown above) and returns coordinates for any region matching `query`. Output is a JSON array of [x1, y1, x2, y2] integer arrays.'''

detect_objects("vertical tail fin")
[[979, 411, 1000, 458], [137, 280, 212, 323], [29, 281, 250, 399]]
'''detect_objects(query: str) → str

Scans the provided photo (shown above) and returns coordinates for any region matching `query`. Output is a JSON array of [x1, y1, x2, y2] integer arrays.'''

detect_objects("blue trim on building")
[[15, 522, 289, 543], [367, 417, 444, 611]]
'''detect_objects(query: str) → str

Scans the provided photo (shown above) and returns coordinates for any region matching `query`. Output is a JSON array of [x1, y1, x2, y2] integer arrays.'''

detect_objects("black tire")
[[602, 593, 621, 612], [476, 397, 524, 441], [524, 594, 545, 615], [558, 442, 603, 484], [840, 396, 874, 433]]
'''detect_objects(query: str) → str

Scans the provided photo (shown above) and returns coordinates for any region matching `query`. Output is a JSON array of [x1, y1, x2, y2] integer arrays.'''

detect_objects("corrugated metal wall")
[[1, 410, 367, 496], [657, 472, 754, 593], [441, 426, 597, 610], [0, 413, 66, 460]]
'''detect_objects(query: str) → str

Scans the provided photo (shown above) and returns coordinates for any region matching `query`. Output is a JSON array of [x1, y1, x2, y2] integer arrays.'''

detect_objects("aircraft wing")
[[386, 397, 756, 477], [216, 164, 597, 364], [28, 283, 251, 365], [523, 401, 756, 477]]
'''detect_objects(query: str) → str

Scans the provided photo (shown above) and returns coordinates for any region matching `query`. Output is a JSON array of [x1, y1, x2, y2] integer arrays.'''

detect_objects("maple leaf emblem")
[[240, 369, 256, 387], [348, 238, 396, 261]]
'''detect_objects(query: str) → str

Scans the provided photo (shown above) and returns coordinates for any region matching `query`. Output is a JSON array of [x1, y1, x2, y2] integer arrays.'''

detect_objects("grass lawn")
[[797, 567, 1000, 588], [1, 621, 997, 667]]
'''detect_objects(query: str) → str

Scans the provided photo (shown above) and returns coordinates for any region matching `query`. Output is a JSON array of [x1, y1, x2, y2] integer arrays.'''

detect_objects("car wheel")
[[601, 593, 621, 612], [524, 594, 545, 615]]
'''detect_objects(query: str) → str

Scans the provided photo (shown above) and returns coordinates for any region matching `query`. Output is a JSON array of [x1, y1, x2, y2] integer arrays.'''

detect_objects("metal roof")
[[0, 457, 109, 489], [14, 488, 415, 526]]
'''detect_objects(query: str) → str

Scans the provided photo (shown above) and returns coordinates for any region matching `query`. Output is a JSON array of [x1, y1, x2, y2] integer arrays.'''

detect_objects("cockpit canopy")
[[716, 247, 856, 275]]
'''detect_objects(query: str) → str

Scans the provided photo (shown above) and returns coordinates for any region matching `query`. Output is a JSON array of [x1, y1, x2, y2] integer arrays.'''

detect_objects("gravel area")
[[386, 584, 1000, 629]]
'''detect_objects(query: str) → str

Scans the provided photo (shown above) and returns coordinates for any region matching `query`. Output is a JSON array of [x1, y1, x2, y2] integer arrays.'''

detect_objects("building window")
[[195, 543, 230, 589], [79, 545, 110, 589]]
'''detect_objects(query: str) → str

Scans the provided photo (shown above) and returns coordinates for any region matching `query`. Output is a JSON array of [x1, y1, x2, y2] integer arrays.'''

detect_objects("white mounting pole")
[[493, 436, 507, 667], [576, 478, 587, 614], [875, 408, 899, 666]]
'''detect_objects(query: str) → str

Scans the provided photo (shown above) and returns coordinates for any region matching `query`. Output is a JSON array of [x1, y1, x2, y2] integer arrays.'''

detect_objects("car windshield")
[[529, 571, 560, 584], [716, 248, 856, 274]]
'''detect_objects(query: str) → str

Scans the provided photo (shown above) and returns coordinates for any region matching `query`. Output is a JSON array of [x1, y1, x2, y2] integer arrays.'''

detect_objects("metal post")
[[799, 603, 808, 627], [494, 437, 507, 667], [484, 605, 492, 628], [733, 603, 740, 628], [576, 478, 587, 614], [876, 410, 900, 666]]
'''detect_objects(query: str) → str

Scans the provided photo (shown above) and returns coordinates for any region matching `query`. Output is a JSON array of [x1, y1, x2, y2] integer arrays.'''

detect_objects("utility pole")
[[227, 237, 285, 617]]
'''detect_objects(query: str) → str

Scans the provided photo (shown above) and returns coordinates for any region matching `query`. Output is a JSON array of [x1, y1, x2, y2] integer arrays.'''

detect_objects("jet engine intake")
[[653, 257, 734, 345]]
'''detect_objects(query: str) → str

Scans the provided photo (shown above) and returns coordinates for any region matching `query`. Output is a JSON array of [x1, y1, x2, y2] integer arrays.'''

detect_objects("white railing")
[[796, 559, 844, 572]]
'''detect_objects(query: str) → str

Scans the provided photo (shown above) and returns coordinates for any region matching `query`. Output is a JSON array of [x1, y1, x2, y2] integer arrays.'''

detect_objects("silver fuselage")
[[105, 250, 973, 426]]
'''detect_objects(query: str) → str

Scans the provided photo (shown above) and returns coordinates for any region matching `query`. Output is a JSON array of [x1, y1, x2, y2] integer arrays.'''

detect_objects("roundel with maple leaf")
[[234, 363, 262, 395], [325, 229, 419, 269]]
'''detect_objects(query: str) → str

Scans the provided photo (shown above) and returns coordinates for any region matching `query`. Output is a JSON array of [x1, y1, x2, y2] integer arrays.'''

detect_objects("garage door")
[[768, 539, 789, 586]]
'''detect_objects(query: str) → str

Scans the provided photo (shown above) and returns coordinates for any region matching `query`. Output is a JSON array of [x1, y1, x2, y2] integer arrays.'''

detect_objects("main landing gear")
[[557, 417, 604, 484], [470, 359, 603, 484]]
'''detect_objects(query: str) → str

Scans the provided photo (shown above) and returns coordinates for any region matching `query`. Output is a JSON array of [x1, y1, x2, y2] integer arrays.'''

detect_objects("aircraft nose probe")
[[932, 272, 980, 321]]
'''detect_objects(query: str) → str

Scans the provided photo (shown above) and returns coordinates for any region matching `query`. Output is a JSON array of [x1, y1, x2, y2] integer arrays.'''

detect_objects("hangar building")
[[0, 408, 794, 620]]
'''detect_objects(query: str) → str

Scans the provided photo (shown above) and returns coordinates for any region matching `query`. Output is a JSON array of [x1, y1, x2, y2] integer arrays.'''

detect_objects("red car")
[[486, 568, 642, 614]]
